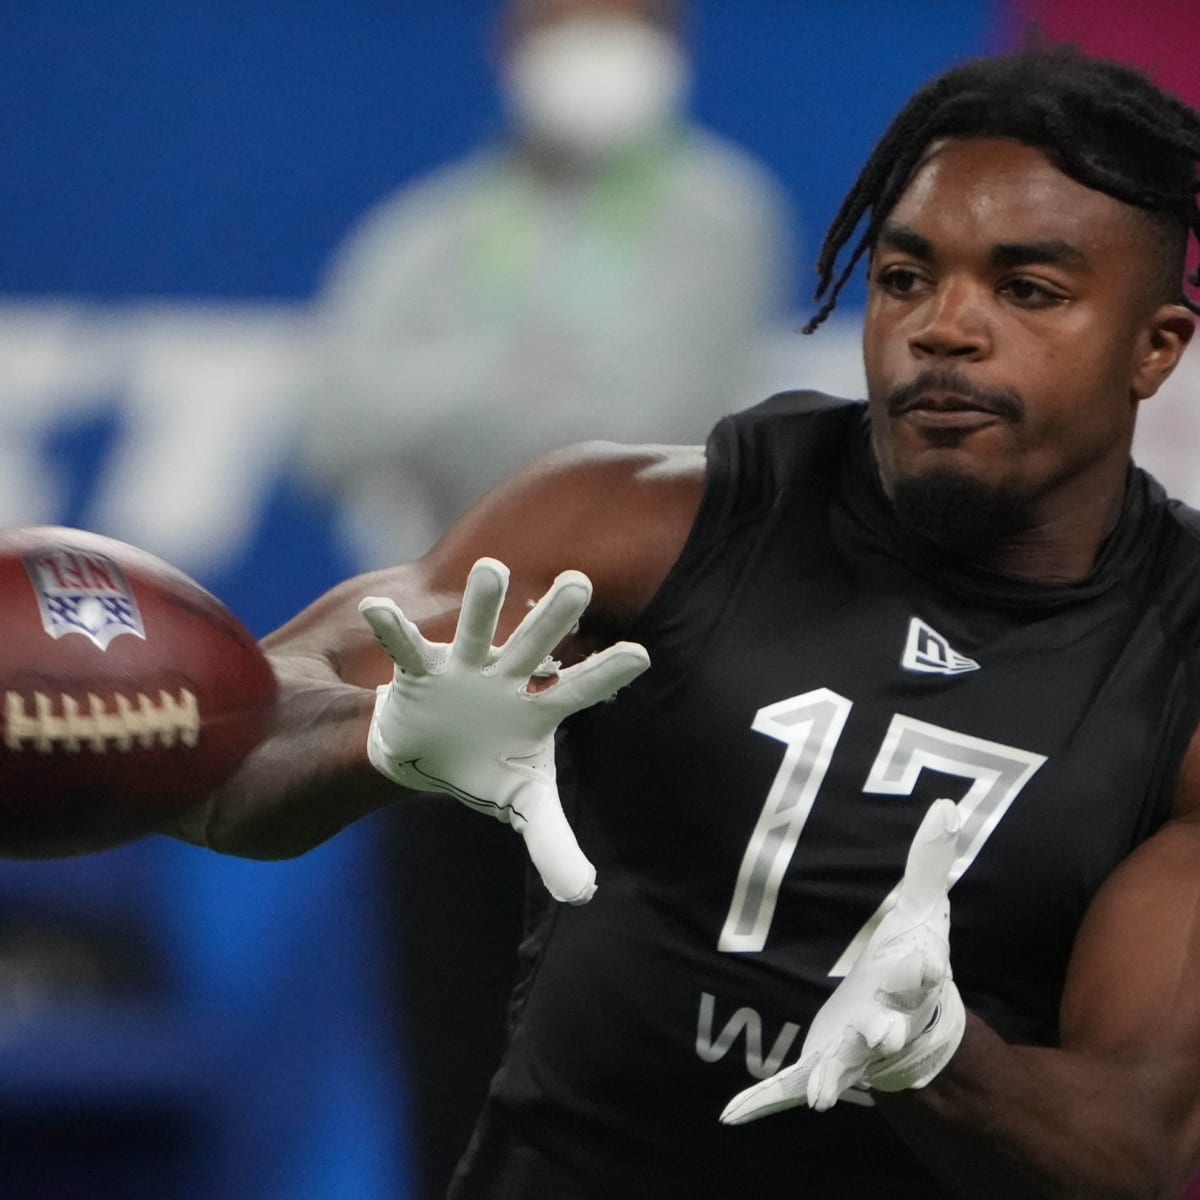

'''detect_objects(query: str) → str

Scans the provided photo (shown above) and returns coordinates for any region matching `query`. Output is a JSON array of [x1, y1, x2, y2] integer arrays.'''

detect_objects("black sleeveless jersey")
[[451, 393, 1200, 1199]]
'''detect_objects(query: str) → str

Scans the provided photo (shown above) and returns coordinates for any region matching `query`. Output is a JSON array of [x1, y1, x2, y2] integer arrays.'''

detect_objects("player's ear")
[[1131, 303, 1195, 401]]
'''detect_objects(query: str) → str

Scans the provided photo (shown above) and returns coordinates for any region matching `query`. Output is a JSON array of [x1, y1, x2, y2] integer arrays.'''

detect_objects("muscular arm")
[[166, 441, 705, 859], [879, 724, 1200, 1199]]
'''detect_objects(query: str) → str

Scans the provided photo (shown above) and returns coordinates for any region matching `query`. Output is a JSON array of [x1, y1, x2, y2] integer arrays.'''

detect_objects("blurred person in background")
[[295, 0, 791, 568]]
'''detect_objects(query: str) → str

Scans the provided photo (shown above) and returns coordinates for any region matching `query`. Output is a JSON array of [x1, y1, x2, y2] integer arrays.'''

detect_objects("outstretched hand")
[[359, 557, 650, 904], [721, 798, 965, 1124]]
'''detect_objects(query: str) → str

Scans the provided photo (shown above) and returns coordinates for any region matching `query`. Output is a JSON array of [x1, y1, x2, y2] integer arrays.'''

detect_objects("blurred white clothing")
[[297, 128, 791, 566]]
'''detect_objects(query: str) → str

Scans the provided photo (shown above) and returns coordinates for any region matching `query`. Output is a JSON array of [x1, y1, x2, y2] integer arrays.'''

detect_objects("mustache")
[[885, 369, 1024, 423]]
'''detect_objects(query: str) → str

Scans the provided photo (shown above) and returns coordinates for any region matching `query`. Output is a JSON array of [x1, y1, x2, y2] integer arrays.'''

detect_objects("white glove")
[[358, 557, 650, 905], [721, 798, 965, 1124]]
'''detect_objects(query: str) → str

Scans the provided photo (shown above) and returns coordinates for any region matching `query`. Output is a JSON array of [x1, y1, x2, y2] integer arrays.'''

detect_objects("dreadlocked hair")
[[804, 43, 1200, 334]]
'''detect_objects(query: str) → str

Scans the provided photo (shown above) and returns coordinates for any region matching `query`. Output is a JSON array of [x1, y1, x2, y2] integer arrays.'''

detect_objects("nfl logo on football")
[[24, 546, 147, 651]]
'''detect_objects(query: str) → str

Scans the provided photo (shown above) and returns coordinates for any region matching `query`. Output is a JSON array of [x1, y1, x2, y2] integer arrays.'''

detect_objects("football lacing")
[[3, 689, 200, 753]]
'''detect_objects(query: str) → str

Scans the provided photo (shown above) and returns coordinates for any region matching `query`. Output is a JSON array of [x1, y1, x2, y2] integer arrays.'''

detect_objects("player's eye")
[[999, 277, 1065, 308], [876, 267, 925, 297]]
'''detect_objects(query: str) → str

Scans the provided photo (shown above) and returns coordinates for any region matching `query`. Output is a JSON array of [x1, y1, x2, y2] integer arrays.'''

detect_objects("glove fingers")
[[719, 1057, 816, 1126], [537, 641, 651, 717], [498, 570, 593, 680], [451, 558, 509, 669], [864, 1010, 908, 1057], [895, 798, 961, 917], [508, 780, 597, 905], [807, 1032, 870, 1112], [359, 597, 432, 676]]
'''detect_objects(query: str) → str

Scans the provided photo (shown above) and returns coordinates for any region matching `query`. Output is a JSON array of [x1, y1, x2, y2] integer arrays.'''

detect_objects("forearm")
[[878, 1014, 1181, 1200], [164, 656, 408, 860]]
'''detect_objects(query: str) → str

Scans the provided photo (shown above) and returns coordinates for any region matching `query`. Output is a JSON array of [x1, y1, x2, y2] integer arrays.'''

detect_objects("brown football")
[[0, 526, 277, 857]]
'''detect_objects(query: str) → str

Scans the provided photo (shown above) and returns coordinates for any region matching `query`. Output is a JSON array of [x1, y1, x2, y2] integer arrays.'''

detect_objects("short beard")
[[891, 470, 1034, 555]]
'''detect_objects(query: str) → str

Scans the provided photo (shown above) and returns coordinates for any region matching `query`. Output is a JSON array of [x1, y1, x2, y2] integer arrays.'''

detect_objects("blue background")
[[0, 1, 1001, 312]]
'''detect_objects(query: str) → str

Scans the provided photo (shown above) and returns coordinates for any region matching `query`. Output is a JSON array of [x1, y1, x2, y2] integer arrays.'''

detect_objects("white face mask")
[[503, 16, 690, 159]]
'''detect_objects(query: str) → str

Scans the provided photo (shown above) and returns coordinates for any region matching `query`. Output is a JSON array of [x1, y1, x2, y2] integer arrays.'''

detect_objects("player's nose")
[[908, 278, 990, 361]]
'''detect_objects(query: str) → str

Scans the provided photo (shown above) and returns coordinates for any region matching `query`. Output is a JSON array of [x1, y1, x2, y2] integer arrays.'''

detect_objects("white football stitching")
[[3, 689, 200, 753]]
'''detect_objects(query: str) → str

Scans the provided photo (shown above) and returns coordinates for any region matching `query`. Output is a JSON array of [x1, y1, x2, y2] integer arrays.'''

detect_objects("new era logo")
[[902, 617, 980, 676]]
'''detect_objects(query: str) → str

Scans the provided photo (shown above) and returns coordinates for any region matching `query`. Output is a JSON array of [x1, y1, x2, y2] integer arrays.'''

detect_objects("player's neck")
[[946, 484, 1128, 585]]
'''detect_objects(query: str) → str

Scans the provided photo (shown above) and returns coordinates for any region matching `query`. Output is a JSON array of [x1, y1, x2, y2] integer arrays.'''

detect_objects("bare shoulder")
[[433, 439, 708, 643], [265, 440, 707, 684]]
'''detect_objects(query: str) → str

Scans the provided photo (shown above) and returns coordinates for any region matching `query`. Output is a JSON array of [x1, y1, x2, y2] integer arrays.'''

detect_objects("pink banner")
[[1007, 0, 1200, 104]]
